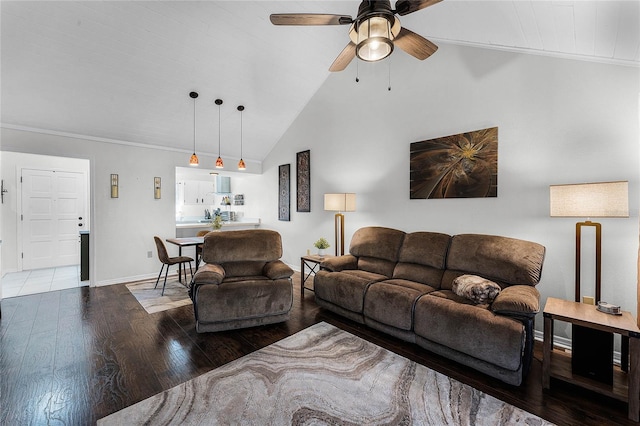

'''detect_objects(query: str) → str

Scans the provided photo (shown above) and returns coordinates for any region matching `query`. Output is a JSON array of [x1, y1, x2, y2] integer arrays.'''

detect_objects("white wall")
[[0, 130, 264, 285], [256, 43, 640, 337]]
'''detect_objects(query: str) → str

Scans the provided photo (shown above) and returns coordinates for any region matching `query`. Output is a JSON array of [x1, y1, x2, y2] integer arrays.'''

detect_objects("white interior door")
[[21, 169, 86, 270]]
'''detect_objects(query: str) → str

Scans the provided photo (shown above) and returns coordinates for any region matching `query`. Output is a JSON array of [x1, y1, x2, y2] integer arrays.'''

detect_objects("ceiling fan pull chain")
[[388, 58, 392, 91], [356, 59, 360, 83]]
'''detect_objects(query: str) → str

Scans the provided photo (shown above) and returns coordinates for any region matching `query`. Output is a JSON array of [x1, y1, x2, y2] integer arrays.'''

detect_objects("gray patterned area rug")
[[98, 322, 554, 426], [126, 278, 192, 314]]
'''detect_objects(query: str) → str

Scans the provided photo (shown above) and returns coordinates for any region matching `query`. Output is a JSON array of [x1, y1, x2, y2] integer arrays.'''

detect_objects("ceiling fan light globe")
[[357, 37, 393, 61], [350, 14, 395, 62]]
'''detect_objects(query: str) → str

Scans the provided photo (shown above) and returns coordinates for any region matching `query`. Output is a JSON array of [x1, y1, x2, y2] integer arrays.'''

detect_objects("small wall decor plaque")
[[296, 149, 310, 212], [110, 174, 119, 198], [278, 164, 290, 221], [154, 177, 161, 199], [410, 127, 498, 199]]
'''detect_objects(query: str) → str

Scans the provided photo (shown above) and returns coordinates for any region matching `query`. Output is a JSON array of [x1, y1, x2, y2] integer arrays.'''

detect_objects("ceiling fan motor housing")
[[350, 0, 400, 62]]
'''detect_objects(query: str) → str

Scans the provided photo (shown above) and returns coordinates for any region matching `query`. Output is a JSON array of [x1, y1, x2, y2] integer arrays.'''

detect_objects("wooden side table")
[[300, 255, 332, 295], [542, 297, 640, 422]]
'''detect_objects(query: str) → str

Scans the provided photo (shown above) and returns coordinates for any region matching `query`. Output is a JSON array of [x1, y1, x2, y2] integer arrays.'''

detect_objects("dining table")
[[165, 236, 204, 283]]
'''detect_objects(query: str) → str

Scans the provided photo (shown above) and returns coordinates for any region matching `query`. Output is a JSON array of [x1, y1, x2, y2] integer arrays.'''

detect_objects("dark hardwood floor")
[[0, 275, 635, 425]]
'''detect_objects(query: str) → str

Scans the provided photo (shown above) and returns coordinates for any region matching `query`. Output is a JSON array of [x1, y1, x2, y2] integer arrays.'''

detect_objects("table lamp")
[[324, 193, 356, 256], [550, 180, 629, 384]]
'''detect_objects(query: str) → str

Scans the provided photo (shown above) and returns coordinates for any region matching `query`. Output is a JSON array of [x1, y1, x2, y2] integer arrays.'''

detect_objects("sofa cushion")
[[357, 256, 396, 277], [392, 263, 445, 288], [349, 227, 405, 263], [398, 232, 451, 268], [314, 270, 383, 314], [452, 274, 501, 305], [364, 280, 437, 330], [221, 261, 266, 278], [202, 229, 282, 264], [445, 234, 545, 287], [414, 295, 525, 371]]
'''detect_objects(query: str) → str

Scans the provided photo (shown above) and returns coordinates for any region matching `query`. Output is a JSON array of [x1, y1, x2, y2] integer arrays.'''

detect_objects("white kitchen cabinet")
[[179, 180, 216, 205]]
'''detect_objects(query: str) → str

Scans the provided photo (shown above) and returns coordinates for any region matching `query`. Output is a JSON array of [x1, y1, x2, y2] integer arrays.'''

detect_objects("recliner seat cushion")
[[195, 278, 292, 324], [314, 270, 384, 314], [414, 295, 525, 371], [364, 280, 436, 330]]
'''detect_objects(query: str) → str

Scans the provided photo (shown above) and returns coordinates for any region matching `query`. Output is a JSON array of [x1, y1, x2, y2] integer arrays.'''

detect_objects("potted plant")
[[314, 237, 330, 256], [211, 209, 223, 230]]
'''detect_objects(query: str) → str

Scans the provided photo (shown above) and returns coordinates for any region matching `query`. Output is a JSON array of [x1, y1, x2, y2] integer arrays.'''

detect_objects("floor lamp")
[[324, 193, 356, 256], [550, 180, 629, 383]]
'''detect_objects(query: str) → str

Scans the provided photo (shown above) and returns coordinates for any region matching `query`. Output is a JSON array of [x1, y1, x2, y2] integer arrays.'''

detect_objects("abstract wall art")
[[410, 127, 498, 199]]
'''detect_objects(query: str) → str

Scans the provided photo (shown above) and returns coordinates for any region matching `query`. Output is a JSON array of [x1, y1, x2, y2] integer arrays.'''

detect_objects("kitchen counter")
[[175, 218, 261, 237]]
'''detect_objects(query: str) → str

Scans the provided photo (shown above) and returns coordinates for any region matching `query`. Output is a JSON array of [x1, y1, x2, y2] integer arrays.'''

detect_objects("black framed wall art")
[[296, 149, 310, 212], [278, 164, 290, 221]]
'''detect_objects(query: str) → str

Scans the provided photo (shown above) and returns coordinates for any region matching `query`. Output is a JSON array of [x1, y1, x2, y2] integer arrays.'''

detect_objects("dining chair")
[[153, 236, 194, 295], [195, 230, 209, 268]]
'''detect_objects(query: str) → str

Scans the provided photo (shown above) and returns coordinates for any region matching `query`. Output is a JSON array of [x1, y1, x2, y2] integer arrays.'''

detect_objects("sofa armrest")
[[192, 263, 226, 285], [264, 260, 294, 280], [320, 255, 357, 272], [491, 285, 540, 318]]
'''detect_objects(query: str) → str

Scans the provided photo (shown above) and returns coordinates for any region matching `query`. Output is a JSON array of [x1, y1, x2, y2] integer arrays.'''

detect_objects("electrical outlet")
[[582, 296, 595, 305], [147, 251, 153, 258]]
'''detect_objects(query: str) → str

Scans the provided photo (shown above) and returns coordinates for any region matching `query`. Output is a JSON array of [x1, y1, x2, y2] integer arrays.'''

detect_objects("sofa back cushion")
[[350, 227, 406, 277], [443, 234, 545, 289], [202, 229, 282, 264], [392, 232, 451, 287]]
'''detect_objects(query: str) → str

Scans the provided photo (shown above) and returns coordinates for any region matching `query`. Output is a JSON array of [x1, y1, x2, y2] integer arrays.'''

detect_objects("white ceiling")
[[2, 1, 638, 165]]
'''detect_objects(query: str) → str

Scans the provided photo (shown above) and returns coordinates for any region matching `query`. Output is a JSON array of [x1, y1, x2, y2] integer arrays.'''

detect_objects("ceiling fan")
[[270, 0, 442, 72]]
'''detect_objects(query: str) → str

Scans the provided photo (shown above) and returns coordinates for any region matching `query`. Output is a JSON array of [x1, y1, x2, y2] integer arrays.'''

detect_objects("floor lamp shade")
[[549, 181, 629, 218], [324, 193, 356, 256]]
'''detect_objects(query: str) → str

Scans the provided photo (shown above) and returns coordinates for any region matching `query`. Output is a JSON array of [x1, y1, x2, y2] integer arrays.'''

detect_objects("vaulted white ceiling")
[[2, 1, 638, 166]]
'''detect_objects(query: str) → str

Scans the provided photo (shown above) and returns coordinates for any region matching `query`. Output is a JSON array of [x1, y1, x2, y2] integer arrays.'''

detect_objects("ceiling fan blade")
[[270, 14, 352, 26], [395, 0, 442, 16], [393, 27, 438, 60], [329, 42, 356, 72]]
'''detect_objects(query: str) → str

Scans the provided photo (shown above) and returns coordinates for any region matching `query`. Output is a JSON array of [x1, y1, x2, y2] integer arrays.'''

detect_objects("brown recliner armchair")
[[189, 229, 294, 333]]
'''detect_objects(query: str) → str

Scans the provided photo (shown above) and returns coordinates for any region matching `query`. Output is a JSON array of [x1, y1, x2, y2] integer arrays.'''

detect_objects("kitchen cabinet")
[[178, 180, 215, 205], [216, 176, 231, 193]]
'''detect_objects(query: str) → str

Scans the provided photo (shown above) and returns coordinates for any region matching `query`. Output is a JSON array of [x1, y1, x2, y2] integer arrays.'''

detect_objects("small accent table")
[[542, 297, 640, 422], [300, 255, 332, 295]]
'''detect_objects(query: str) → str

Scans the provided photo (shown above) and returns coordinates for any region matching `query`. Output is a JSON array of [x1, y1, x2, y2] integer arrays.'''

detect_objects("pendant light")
[[237, 105, 246, 170], [188, 92, 199, 166], [215, 98, 224, 169]]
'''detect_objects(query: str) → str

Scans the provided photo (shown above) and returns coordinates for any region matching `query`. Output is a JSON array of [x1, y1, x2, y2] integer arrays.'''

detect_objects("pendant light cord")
[[193, 97, 196, 150]]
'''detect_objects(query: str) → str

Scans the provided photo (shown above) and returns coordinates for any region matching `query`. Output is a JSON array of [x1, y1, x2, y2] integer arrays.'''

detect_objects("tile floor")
[[1, 265, 86, 298]]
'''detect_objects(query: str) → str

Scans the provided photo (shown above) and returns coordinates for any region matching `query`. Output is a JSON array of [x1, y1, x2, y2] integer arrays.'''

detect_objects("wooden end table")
[[542, 297, 640, 422], [300, 254, 332, 295]]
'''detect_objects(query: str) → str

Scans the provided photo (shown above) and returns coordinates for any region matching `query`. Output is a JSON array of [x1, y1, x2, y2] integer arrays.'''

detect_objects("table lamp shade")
[[549, 181, 629, 218], [324, 193, 356, 212]]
